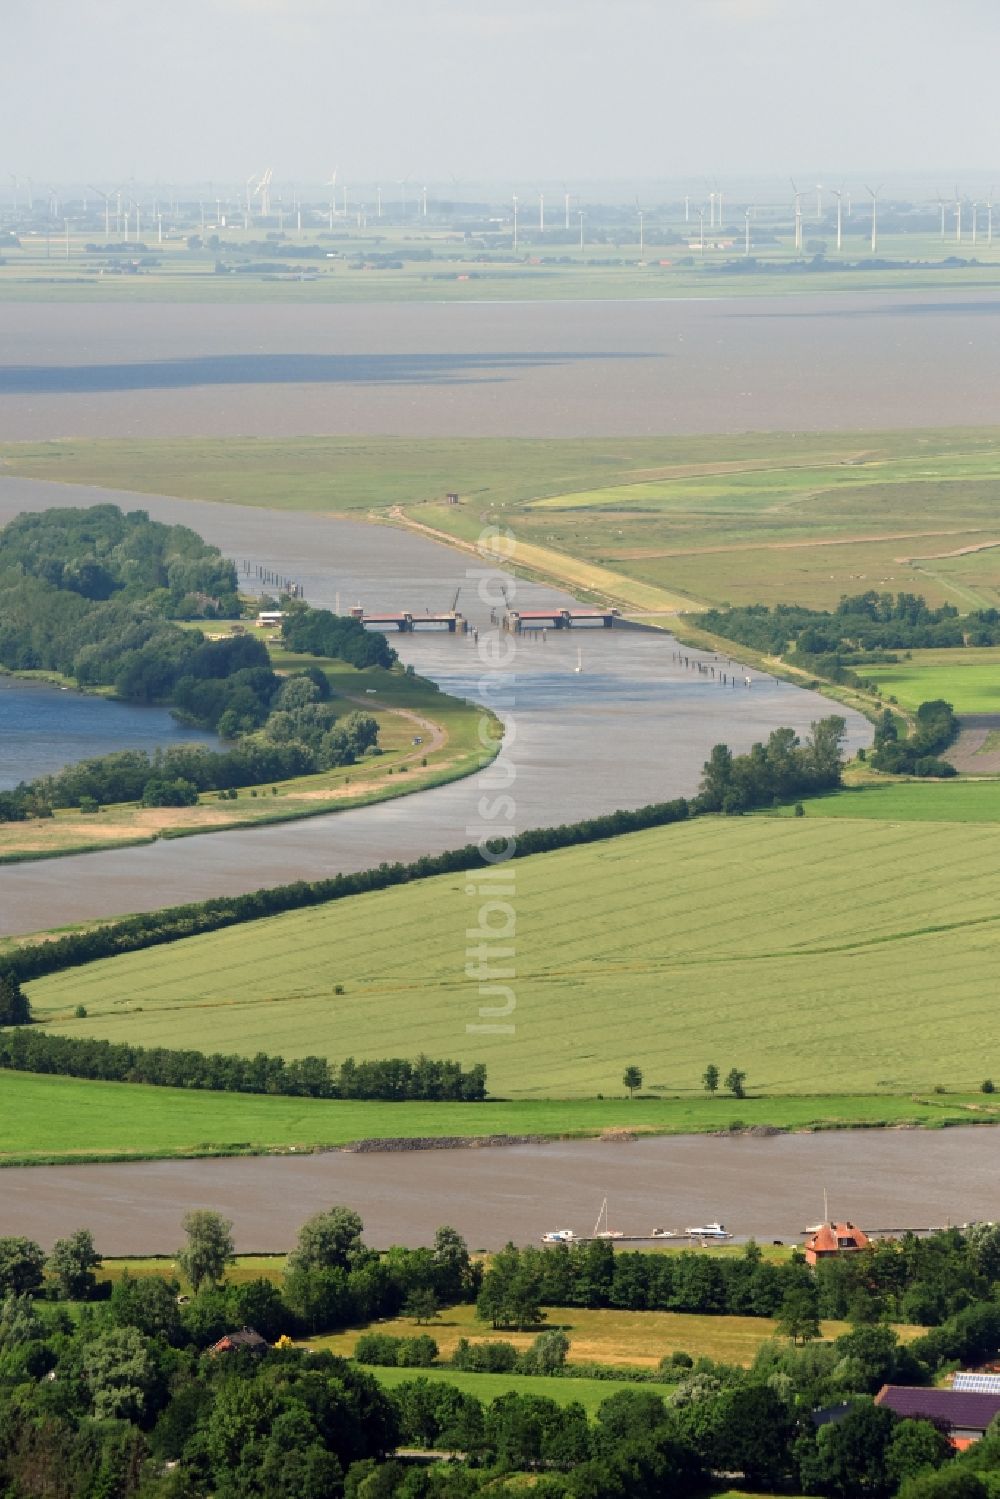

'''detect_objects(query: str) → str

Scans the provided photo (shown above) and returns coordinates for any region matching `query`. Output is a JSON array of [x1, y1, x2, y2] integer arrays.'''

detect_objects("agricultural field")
[[309, 1300, 915, 1369], [860, 647, 1000, 714], [3, 1072, 992, 1167], [6, 427, 1000, 613], [2, 226, 1000, 305], [771, 779, 1000, 822], [26, 812, 1000, 1098], [0, 631, 498, 864], [357, 1364, 679, 1415]]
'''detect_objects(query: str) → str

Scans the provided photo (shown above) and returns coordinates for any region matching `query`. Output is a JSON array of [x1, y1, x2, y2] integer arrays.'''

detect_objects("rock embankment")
[[342, 1134, 549, 1153]]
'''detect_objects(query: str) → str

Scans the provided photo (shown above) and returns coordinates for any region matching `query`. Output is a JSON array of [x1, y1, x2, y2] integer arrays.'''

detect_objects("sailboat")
[[592, 1198, 624, 1240], [573, 647, 583, 673], [804, 1189, 830, 1236]]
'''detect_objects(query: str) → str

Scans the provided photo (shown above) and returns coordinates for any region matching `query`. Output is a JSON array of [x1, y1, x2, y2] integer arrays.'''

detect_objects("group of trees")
[[700, 590, 1000, 657], [696, 716, 847, 814], [0, 1028, 487, 1102], [282, 604, 397, 670], [871, 700, 960, 778], [622, 1063, 748, 1098]]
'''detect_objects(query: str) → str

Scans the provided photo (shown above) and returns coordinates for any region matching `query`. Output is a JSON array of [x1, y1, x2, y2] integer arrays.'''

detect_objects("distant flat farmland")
[[29, 813, 1000, 1098]]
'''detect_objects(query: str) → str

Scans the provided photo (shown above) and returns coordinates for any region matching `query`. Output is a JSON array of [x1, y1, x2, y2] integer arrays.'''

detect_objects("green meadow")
[[6, 428, 1000, 611], [4, 1072, 992, 1167], [26, 813, 1000, 1099], [770, 779, 1000, 823], [860, 648, 1000, 714]]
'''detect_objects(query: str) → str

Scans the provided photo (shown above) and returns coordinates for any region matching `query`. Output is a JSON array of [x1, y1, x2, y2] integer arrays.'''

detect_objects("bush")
[[982, 1080, 995, 1095]]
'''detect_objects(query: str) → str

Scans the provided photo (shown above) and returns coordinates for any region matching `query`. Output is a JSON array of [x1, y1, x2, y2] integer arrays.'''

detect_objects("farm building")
[[876, 1385, 1000, 1449], [208, 1326, 269, 1357], [803, 1221, 870, 1265]]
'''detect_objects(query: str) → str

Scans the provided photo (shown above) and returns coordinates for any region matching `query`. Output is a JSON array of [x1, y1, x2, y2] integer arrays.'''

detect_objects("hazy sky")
[[6, 0, 999, 189]]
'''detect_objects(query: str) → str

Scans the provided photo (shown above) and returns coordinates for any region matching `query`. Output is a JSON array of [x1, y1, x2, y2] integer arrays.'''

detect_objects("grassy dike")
[[1, 1073, 997, 1167]]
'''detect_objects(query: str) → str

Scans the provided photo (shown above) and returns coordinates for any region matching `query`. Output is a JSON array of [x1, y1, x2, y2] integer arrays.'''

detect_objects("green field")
[[2, 1072, 995, 1167], [357, 1364, 679, 1414], [771, 780, 1000, 822], [861, 648, 1000, 714], [311, 1300, 921, 1370], [24, 812, 1000, 1098], [6, 428, 1000, 612]]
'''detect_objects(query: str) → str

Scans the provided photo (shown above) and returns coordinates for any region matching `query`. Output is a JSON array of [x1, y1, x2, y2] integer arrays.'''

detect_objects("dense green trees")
[[699, 590, 995, 658], [282, 605, 397, 670], [695, 717, 847, 813], [872, 699, 959, 777], [0, 1029, 488, 1102], [0, 972, 30, 1026]]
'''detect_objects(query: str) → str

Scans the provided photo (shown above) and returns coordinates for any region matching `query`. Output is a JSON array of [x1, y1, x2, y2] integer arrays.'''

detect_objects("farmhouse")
[[208, 1326, 269, 1357], [876, 1385, 1000, 1450], [803, 1221, 870, 1265]]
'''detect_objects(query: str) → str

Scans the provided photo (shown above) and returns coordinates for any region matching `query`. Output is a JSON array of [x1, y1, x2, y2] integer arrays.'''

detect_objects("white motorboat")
[[685, 1221, 733, 1241], [541, 1229, 578, 1244]]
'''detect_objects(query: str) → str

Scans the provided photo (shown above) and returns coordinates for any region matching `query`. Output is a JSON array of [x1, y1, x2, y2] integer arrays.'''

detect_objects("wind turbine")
[[935, 191, 947, 242], [254, 168, 273, 218], [326, 167, 339, 227], [744, 204, 752, 257], [830, 184, 844, 251], [790, 178, 803, 251], [635, 200, 644, 261], [563, 186, 571, 231], [538, 191, 544, 233], [865, 183, 882, 253], [512, 192, 519, 252], [955, 185, 962, 244], [88, 185, 113, 239], [815, 182, 823, 219], [988, 189, 994, 247], [421, 184, 428, 217], [971, 200, 978, 246]]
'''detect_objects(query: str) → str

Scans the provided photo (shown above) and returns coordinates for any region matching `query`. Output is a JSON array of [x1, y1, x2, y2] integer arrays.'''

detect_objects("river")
[[1, 1129, 996, 1253], [0, 475, 869, 936], [2, 291, 1000, 439]]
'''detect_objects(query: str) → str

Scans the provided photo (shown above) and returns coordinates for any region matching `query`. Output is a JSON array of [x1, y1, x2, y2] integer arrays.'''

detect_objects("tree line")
[[0, 1028, 487, 1102], [699, 590, 1000, 657], [3, 717, 847, 987]]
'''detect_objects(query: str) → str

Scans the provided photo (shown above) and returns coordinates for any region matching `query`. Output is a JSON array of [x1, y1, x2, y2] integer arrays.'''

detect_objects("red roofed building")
[[208, 1326, 269, 1357], [804, 1221, 870, 1266]]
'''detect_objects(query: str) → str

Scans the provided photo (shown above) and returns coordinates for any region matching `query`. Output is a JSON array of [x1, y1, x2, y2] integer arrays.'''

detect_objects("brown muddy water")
[[2, 292, 1000, 439], [0, 477, 869, 936], [1, 1130, 997, 1253]]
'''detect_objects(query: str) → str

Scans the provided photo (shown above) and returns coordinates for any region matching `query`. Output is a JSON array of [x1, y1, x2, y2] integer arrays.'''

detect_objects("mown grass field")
[[861, 648, 1000, 714], [25, 812, 1000, 1098], [4, 1072, 993, 1167], [770, 780, 1000, 822], [6, 428, 999, 613], [309, 1300, 919, 1370], [359, 1363, 679, 1413]]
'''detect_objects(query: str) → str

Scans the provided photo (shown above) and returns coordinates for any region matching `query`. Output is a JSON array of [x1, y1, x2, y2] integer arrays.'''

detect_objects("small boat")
[[541, 1229, 578, 1244], [573, 647, 583, 673], [593, 1198, 624, 1240], [685, 1221, 733, 1241], [650, 1228, 678, 1239]]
